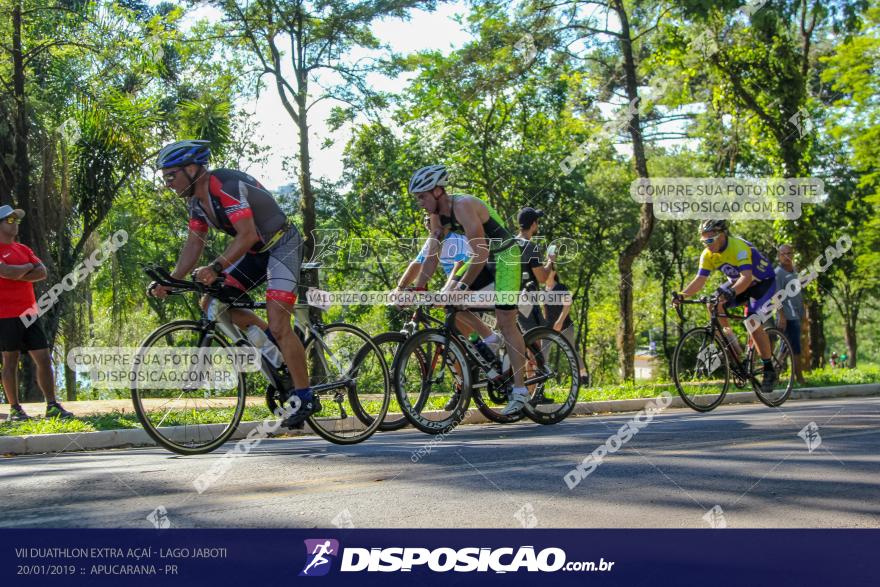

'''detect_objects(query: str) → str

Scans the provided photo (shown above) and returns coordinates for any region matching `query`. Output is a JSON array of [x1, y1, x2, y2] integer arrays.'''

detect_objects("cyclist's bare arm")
[[679, 275, 708, 299], [396, 259, 423, 290], [728, 270, 753, 296], [443, 260, 465, 289], [457, 199, 489, 286], [414, 214, 444, 287], [414, 234, 441, 288], [210, 216, 261, 271], [149, 229, 207, 299], [171, 229, 208, 279]]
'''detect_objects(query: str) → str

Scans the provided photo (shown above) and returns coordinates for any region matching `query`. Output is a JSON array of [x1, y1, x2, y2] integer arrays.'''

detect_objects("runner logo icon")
[[300, 539, 340, 576]]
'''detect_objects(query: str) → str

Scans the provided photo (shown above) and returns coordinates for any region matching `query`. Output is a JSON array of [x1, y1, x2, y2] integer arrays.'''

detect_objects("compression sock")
[[762, 359, 773, 371]]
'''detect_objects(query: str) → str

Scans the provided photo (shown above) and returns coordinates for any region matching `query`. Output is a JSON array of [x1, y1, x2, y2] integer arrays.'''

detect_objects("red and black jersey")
[[188, 169, 287, 249]]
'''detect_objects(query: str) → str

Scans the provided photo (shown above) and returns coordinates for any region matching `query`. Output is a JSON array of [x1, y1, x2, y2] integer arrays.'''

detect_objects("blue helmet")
[[155, 139, 211, 170]]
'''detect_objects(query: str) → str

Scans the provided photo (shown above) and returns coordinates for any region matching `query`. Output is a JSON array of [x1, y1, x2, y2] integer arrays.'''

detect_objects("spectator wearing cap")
[[515, 207, 555, 332], [775, 243, 807, 385], [0, 205, 74, 421]]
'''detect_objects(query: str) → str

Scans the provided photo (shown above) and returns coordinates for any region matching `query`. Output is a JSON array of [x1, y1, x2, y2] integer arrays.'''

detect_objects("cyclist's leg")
[[215, 254, 272, 332], [717, 295, 744, 358], [266, 227, 309, 390], [199, 292, 268, 331], [451, 267, 494, 338], [745, 280, 776, 360], [494, 245, 525, 388]]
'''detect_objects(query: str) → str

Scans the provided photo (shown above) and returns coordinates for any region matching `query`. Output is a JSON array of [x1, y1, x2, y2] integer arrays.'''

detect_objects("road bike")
[[391, 303, 580, 435], [130, 265, 390, 454], [671, 294, 794, 412], [370, 305, 530, 431]]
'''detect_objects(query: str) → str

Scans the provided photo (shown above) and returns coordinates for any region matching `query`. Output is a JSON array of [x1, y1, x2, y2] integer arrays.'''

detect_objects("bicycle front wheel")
[[672, 327, 730, 412], [131, 320, 246, 455], [304, 323, 391, 444], [520, 327, 580, 425], [393, 329, 472, 435], [356, 332, 420, 431]]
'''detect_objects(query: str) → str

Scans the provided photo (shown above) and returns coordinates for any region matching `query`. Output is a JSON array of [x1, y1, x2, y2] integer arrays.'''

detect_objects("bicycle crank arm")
[[524, 372, 554, 386]]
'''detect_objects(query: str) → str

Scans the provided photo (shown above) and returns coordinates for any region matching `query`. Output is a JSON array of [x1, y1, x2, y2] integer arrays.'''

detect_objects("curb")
[[2, 383, 877, 456]]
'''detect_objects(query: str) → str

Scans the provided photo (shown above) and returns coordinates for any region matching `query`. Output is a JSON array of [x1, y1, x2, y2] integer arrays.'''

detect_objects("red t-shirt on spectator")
[[0, 242, 41, 319]]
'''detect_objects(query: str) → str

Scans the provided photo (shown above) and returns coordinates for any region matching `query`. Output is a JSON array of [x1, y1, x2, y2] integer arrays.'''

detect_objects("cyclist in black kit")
[[148, 140, 317, 427]]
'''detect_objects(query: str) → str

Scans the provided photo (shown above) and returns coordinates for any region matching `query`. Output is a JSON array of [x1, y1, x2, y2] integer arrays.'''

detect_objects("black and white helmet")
[[408, 165, 449, 194], [700, 219, 728, 233]]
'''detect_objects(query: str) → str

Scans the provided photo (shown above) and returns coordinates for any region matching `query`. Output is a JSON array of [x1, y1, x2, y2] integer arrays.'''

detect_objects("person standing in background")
[[543, 268, 589, 385], [0, 205, 74, 421], [775, 244, 807, 385], [515, 207, 555, 332]]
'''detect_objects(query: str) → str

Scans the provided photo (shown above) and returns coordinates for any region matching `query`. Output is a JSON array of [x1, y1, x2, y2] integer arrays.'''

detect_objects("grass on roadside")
[[1, 364, 877, 437]]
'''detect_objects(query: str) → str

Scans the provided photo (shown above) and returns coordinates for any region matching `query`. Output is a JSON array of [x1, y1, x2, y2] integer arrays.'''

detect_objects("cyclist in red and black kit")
[[147, 140, 316, 427]]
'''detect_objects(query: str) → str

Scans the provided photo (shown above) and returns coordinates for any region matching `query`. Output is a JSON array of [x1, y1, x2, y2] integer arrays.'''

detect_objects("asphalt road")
[[1, 397, 878, 529]]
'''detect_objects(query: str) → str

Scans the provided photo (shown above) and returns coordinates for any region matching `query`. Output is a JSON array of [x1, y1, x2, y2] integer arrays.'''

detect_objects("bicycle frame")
[[144, 265, 351, 398], [675, 296, 759, 385], [436, 307, 552, 390]]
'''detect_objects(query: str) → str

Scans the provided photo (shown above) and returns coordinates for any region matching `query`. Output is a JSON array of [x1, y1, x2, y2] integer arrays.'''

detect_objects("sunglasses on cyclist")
[[162, 169, 180, 185], [4, 216, 21, 224], [701, 234, 720, 246]]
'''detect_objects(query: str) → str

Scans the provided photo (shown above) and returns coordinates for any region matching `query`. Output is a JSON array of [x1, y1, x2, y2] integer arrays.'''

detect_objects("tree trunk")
[[844, 308, 858, 368], [64, 340, 77, 401], [613, 0, 653, 382], [295, 93, 316, 265], [13, 11, 44, 404], [0, 99, 15, 202], [12, 2, 33, 247], [660, 270, 671, 365], [805, 298, 825, 368], [578, 280, 591, 383], [293, 89, 322, 326]]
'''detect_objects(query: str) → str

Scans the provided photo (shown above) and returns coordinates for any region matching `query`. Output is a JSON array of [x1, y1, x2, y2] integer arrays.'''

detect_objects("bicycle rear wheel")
[[751, 326, 794, 407], [471, 384, 527, 423], [303, 323, 390, 444], [393, 329, 471, 435], [672, 326, 730, 412], [356, 332, 419, 431], [131, 320, 246, 455], [467, 337, 526, 423], [519, 327, 579, 425]]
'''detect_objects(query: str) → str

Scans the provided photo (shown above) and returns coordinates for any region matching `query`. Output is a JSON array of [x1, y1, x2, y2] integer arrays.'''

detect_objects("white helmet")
[[408, 165, 449, 194]]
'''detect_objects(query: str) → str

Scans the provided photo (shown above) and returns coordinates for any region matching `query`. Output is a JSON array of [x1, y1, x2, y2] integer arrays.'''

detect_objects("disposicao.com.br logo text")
[[299, 541, 615, 575]]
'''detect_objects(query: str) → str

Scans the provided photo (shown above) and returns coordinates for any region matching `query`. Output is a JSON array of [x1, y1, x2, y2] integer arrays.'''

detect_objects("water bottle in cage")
[[470, 333, 501, 380], [246, 324, 283, 369]]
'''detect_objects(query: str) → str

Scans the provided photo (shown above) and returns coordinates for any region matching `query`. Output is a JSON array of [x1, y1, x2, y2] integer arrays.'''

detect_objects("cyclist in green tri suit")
[[408, 165, 529, 416]]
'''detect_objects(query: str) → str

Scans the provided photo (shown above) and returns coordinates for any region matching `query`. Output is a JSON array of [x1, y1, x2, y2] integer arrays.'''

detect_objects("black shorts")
[[0, 316, 49, 352], [222, 227, 303, 304]]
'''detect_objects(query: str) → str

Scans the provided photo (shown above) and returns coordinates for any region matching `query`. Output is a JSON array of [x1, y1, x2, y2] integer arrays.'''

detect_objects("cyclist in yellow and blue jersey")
[[673, 220, 778, 393]]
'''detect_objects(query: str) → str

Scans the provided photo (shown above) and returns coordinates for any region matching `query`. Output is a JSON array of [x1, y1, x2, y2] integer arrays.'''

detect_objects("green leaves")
[[177, 96, 233, 157]]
